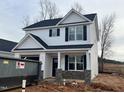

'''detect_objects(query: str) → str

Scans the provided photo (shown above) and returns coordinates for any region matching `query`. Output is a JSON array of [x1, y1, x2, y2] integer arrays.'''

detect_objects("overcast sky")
[[0, 0, 124, 61]]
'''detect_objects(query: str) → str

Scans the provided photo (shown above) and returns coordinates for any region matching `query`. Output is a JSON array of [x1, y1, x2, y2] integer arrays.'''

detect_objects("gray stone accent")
[[56, 69, 63, 83], [84, 70, 91, 84], [62, 71, 85, 80], [56, 69, 91, 84]]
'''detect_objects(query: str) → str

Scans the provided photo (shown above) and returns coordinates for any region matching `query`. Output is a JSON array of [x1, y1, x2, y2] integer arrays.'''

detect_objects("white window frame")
[[68, 25, 83, 41], [68, 55, 84, 71]]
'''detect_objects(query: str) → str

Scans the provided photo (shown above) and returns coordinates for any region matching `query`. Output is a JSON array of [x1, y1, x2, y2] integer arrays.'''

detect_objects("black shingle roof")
[[84, 13, 97, 21], [24, 18, 62, 29], [0, 39, 17, 52], [24, 13, 96, 29]]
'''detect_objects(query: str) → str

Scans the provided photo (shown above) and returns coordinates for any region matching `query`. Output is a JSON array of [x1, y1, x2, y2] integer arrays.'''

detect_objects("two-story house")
[[12, 9, 99, 82]]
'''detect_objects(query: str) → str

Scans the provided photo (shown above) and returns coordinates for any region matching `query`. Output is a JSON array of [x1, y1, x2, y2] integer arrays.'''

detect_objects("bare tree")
[[71, 2, 84, 13], [99, 14, 116, 72], [23, 16, 30, 27], [39, 0, 59, 20]]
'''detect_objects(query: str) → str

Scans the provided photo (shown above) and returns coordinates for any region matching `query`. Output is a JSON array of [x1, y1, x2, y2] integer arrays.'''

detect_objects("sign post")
[[22, 79, 26, 92]]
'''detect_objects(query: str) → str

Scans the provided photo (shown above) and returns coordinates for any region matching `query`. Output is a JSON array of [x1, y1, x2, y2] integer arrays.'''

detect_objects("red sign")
[[16, 61, 25, 69]]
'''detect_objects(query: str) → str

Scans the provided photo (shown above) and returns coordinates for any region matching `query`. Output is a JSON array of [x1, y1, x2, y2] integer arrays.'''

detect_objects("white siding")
[[90, 21, 98, 79], [61, 12, 86, 24], [17, 37, 41, 49], [26, 25, 91, 46]]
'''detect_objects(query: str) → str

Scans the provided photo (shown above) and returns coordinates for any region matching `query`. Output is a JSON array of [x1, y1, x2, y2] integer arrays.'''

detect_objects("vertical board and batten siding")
[[0, 58, 38, 78]]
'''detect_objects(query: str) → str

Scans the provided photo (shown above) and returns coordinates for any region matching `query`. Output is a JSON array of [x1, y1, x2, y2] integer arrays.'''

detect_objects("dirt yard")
[[8, 74, 124, 92], [103, 63, 124, 74]]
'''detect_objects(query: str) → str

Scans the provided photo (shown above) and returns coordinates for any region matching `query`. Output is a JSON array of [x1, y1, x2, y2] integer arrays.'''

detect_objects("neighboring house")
[[0, 39, 17, 57], [12, 9, 99, 81]]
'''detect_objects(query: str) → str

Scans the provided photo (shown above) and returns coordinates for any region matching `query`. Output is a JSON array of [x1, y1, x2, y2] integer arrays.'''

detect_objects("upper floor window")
[[49, 28, 60, 37], [68, 26, 83, 41], [52, 29, 57, 36]]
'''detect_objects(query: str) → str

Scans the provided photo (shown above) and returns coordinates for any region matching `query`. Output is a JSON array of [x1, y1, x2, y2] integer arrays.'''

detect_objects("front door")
[[52, 58, 58, 77]]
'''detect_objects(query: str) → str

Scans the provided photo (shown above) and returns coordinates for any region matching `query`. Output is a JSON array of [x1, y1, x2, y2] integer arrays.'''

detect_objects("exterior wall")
[[17, 36, 41, 49], [90, 42, 98, 79], [26, 25, 91, 46], [61, 12, 86, 24], [90, 21, 98, 79]]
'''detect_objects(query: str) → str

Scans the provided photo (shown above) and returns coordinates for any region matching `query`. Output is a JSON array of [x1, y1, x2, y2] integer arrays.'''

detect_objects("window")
[[52, 29, 57, 37], [76, 56, 84, 70], [49, 28, 60, 37], [76, 26, 83, 40], [68, 55, 84, 70], [68, 56, 75, 70], [68, 27, 75, 41], [68, 25, 83, 41]]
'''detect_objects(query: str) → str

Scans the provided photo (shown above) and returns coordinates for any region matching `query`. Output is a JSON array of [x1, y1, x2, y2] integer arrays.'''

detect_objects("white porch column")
[[57, 52, 61, 69], [39, 52, 46, 78], [86, 51, 91, 70]]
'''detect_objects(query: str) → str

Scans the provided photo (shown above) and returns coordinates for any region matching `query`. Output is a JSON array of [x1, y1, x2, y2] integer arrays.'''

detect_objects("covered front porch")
[[15, 49, 91, 83], [41, 50, 91, 82]]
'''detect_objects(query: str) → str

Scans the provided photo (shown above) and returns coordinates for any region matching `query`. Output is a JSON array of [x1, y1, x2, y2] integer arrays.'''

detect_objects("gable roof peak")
[[56, 8, 92, 26], [23, 9, 97, 30]]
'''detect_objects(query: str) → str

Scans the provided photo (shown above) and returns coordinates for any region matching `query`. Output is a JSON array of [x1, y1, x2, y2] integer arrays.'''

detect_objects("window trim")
[[68, 55, 84, 71]]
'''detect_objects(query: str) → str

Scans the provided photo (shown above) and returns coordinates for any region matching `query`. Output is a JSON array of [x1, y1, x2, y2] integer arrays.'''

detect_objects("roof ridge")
[[83, 13, 97, 16], [41, 17, 63, 21]]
